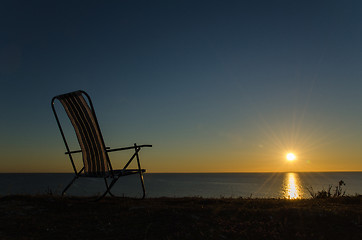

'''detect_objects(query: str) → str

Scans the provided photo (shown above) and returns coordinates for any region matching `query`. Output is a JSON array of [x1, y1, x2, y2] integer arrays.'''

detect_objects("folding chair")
[[51, 90, 152, 200]]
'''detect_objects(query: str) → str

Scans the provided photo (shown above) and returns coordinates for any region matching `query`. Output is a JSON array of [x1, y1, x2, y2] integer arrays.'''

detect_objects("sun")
[[286, 153, 296, 161]]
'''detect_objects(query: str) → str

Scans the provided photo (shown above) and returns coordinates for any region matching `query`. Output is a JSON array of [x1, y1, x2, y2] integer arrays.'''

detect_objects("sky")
[[1, 0, 362, 173]]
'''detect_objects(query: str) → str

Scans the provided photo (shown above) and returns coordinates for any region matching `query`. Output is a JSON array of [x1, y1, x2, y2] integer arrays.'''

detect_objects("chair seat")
[[79, 169, 146, 178], [112, 169, 146, 177]]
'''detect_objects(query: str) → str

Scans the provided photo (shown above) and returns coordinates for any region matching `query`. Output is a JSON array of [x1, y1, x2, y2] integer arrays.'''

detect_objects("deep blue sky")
[[1, 0, 362, 172]]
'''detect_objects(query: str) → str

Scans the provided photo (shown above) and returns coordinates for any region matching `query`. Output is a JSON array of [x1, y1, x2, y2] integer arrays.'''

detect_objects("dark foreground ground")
[[0, 195, 361, 240]]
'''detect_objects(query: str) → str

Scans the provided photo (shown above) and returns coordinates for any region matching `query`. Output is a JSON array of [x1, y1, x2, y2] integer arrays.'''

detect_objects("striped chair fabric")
[[57, 91, 109, 177]]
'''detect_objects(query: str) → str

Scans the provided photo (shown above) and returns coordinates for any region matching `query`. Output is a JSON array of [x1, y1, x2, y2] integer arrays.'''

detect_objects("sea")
[[1, 172, 361, 199]]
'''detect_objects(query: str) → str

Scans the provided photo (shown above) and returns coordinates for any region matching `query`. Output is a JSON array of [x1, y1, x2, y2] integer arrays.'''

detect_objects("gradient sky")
[[1, 0, 362, 173]]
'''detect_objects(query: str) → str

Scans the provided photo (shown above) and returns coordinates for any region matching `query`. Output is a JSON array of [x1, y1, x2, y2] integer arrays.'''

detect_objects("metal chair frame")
[[51, 90, 152, 200]]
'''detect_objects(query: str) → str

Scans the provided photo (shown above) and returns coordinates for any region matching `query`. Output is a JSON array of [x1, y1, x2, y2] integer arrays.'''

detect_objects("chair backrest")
[[54, 90, 110, 177]]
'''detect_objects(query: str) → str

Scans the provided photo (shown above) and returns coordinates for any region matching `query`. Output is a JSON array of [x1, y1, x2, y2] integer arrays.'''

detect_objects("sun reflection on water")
[[283, 172, 301, 199]]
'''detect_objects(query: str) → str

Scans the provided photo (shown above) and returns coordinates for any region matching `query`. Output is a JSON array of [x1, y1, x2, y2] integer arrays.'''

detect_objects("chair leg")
[[138, 170, 146, 199], [97, 172, 145, 201], [134, 144, 146, 199], [95, 177, 119, 201], [62, 176, 78, 196], [104, 178, 116, 197]]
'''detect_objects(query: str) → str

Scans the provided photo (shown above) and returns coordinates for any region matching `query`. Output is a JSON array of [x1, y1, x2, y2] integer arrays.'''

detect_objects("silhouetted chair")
[[51, 90, 152, 200]]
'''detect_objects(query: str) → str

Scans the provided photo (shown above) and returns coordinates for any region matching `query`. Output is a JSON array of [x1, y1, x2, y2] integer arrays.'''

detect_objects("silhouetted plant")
[[45, 186, 53, 196], [333, 180, 346, 197], [307, 180, 346, 199]]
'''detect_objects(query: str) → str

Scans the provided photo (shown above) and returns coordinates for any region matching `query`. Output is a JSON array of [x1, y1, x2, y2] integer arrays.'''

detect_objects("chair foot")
[[62, 176, 78, 196]]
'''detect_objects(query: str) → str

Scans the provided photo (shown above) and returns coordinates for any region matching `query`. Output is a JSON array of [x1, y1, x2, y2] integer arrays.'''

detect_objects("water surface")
[[1, 172, 361, 198]]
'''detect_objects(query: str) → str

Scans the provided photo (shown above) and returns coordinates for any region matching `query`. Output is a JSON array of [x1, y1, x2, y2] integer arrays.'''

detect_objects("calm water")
[[1, 172, 361, 198]]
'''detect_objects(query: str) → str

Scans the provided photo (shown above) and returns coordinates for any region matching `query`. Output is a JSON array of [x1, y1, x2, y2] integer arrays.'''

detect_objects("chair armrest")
[[106, 145, 152, 153]]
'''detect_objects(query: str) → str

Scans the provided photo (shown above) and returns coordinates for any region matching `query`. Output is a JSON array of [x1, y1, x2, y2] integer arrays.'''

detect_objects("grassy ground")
[[0, 195, 361, 240]]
